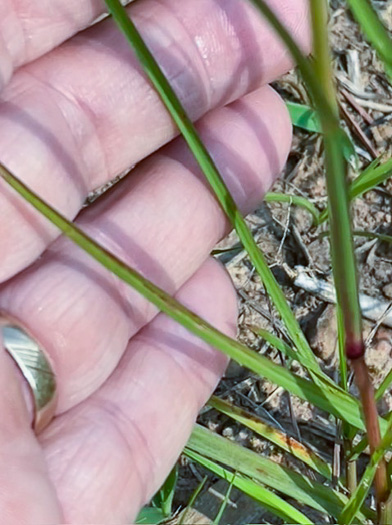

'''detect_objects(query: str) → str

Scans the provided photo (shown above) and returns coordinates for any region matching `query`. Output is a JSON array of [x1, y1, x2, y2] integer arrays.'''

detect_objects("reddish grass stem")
[[351, 356, 389, 506]]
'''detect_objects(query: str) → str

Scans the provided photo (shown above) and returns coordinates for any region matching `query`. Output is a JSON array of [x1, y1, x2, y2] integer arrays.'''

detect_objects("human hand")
[[0, 0, 309, 522]]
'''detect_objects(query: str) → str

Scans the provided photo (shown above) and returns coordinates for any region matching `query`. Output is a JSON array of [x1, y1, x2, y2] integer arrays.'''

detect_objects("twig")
[[291, 266, 392, 328], [339, 99, 379, 158]]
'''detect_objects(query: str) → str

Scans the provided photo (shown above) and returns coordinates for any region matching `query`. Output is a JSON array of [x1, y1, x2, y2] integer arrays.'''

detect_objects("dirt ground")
[[171, 2, 392, 524]]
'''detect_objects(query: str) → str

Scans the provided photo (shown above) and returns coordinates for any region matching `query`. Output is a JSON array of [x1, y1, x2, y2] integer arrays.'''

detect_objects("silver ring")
[[1, 322, 57, 433]]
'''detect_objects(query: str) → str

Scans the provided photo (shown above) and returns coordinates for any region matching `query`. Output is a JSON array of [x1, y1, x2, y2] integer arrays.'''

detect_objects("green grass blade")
[[103, 0, 321, 372], [178, 475, 208, 525], [264, 192, 320, 225], [350, 157, 392, 201], [248, 325, 323, 375], [375, 367, 392, 402], [186, 449, 313, 525], [1, 164, 390, 436], [286, 101, 357, 168], [339, 418, 392, 525], [187, 425, 372, 522], [286, 101, 321, 132], [346, 0, 392, 82], [152, 465, 178, 517], [212, 471, 236, 525], [354, 230, 392, 245], [208, 396, 332, 479], [248, 0, 336, 120], [319, 157, 392, 224], [250, 0, 363, 350], [135, 507, 166, 524], [311, 0, 363, 353]]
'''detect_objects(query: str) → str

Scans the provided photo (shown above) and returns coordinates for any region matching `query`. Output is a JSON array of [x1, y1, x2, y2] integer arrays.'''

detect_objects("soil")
[[168, 2, 392, 524]]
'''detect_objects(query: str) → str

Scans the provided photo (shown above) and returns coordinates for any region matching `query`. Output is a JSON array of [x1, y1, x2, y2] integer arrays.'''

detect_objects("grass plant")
[[1, 0, 392, 522]]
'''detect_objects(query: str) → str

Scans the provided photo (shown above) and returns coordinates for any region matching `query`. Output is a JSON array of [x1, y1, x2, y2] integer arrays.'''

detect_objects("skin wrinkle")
[[27, 69, 108, 193], [94, 398, 154, 495], [46, 402, 150, 521], [11, 0, 103, 64], [0, 90, 87, 199], [3, 0, 25, 66]]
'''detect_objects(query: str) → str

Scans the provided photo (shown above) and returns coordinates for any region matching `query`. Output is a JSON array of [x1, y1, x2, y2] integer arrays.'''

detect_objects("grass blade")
[[1, 163, 390, 436], [248, 325, 323, 375], [186, 449, 314, 525], [187, 425, 372, 521], [310, 0, 363, 355], [152, 465, 178, 517], [103, 0, 321, 373], [135, 507, 165, 524], [375, 367, 392, 402], [212, 471, 236, 525], [339, 418, 392, 525], [350, 157, 392, 201], [208, 396, 332, 479], [346, 0, 392, 81], [319, 157, 392, 224], [264, 192, 320, 225], [249, 0, 363, 351], [178, 475, 208, 525]]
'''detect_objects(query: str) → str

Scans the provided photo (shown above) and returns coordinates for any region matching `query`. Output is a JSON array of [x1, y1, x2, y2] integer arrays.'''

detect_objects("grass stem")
[[351, 357, 389, 505]]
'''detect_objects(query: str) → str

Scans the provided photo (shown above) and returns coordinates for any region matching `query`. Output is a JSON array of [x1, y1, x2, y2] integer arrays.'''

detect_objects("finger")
[[0, 0, 309, 282], [0, 338, 62, 523], [40, 257, 236, 523], [0, 0, 105, 89], [0, 86, 291, 413]]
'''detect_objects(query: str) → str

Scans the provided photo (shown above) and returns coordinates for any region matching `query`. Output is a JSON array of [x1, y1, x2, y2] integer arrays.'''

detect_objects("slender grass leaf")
[[350, 157, 392, 201], [354, 230, 392, 245], [346, 0, 392, 82], [248, 0, 337, 121], [212, 471, 236, 525], [152, 465, 178, 517], [264, 192, 320, 225], [319, 157, 392, 224], [339, 418, 392, 525], [103, 0, 322, 373], [135, 507, 165, 524], [186, 449, 313, 525], [178, 475, 207, 525], [312, 0, 363, 353], [208, 396, 332, 480], [250, 0, 363, 352], [248, 325, 323, 375], [1, 164, 390, 437], [286, 101, 357, 168], [375, 367, 392, 401], [187, 425, 372, 522]]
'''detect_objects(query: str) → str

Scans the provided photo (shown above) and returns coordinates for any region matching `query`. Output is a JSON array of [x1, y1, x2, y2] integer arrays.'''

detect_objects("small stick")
[[341, 88, 374, 126], [339, 98, 379, 158]]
